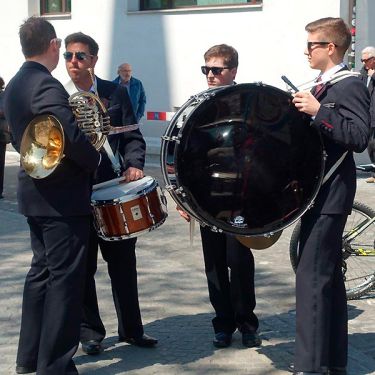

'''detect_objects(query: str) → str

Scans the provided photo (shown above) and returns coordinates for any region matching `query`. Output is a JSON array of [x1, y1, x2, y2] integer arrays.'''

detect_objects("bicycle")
[[289, 164, 375, 300]]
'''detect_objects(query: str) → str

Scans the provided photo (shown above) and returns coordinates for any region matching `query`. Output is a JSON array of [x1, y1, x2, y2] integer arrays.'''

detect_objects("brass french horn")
[[20, 115, 65, 179]]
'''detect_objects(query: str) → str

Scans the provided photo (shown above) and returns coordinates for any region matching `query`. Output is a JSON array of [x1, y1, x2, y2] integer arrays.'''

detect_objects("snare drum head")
[[92, 176, 155, 202], [174, 83, 324, 236]]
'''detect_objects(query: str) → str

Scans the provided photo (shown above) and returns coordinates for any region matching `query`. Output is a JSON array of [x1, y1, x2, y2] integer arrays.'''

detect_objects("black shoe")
[[242, 331, 262, 347], [292, 371, 327, 375], [81, 340, 102, 355], [329, 367, 347, 375], [16, 365, 36, 374], [120, 334, 158, 347], [213, 332, 232, 348], [288, 363, 331, 375]]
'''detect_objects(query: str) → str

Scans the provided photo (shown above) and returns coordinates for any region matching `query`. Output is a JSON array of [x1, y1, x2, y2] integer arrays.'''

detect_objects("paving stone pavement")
[[0, 150, 374, 375]]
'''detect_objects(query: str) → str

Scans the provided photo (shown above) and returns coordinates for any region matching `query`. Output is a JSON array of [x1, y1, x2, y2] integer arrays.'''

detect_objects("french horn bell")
[[20, 114, 65, 179]]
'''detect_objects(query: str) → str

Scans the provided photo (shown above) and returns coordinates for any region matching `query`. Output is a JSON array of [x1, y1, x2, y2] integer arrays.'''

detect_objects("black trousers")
[[200, 226, 258, 334], [368, 128, 375, 176], [16, 216, 90, 375], [80, 223, 143, 342], [294, 212, 348, 373]]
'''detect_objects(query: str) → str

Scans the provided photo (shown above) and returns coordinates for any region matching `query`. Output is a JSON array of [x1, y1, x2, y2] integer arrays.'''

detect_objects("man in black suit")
[[292, 18, 370, 375], [63, 32, 157, 356], [178, 45, 261, 349], [359, 46, 375, 182], [3, 17, 100, 375]]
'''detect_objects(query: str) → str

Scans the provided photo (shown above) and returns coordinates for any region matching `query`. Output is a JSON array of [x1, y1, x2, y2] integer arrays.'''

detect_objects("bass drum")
[[161, 83, 325, 237]]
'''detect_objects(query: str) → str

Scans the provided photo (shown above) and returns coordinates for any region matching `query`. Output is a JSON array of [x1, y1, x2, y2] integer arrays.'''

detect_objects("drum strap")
[[322, 151, 348, 185], [102, 139, 122, 176]]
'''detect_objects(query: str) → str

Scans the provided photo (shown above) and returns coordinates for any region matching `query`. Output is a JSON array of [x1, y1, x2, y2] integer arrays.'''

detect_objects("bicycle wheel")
[[289, 201, 375, 300]]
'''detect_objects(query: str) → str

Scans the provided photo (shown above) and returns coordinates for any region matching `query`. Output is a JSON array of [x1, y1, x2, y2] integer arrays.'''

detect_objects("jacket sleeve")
[[31, 77, 100, 173], [313, 78, 370, 153]]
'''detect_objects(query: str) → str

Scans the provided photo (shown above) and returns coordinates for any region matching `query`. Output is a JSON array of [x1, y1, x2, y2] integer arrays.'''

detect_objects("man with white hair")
[[113, 63, 146, 122], [360, 46, 375, 182]]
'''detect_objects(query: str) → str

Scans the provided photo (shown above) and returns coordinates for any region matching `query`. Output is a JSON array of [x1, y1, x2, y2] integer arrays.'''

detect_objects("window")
[[40, 0, 71, 15], [140, 0, 261, 10]]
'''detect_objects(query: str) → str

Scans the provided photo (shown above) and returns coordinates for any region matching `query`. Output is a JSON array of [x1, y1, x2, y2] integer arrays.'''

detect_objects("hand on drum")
[[292, 91, 321, 116], [123, 167, 144, 182], [176, 205, 191, 222]]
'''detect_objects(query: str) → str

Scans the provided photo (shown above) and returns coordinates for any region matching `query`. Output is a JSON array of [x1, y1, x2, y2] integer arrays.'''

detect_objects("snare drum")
[[161, 83, 325, 237], [91, 176, 167, 241]]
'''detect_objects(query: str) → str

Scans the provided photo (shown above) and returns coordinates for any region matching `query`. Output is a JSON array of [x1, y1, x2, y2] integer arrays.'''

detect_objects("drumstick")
[[281, 75, 299, 93]]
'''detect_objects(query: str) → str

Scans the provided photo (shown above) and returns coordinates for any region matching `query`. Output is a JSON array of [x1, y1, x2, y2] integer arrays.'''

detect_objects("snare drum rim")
[[91, 176, 158, 205]]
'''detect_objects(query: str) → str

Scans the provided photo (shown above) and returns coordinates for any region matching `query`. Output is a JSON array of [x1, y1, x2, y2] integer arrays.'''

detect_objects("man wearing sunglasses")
[[4, 18, 101, 375], [63, 32, 157, 356], [359, 46, 375, 183], [292, 18, 370, 375], [178, 44, 261, 350]]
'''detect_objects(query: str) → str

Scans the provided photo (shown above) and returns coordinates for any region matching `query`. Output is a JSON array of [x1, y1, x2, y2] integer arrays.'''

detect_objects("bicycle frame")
[[343, 215, 375, 257]]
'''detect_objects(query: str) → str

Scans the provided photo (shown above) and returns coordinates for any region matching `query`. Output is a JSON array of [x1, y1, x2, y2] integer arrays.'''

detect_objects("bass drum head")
[[175, 83, 324, 236]]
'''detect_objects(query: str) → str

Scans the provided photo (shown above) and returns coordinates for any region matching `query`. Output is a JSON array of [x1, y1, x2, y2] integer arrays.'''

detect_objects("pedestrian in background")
[[113, 63, 146, 122], [359, 46, 375, 182]]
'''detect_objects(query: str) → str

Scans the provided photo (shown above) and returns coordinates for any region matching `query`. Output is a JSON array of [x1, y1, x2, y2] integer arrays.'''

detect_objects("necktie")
[[313, 75, 324, 97]]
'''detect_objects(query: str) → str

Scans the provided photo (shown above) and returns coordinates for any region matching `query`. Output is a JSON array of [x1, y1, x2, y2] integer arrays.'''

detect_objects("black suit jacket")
[[311, 69, 370, 215], [4, 61, 100, 216], [95, 77, 146, 183], [359, 67, 375, 129]]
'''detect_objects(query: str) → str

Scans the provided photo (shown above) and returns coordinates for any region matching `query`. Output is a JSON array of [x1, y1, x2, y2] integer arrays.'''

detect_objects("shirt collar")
[[319, 62, 346, 82], [76, 76, 98, 94]]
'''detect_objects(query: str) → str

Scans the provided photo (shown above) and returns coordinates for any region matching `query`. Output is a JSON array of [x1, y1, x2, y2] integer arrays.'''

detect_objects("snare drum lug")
[[160, 192, 168, 207]]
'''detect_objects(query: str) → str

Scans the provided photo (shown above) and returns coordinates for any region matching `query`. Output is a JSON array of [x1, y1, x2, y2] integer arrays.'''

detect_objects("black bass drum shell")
[[174, 83, 324, 236]]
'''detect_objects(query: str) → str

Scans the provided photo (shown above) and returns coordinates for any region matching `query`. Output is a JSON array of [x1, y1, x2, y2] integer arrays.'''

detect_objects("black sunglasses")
[[63, 51, 93, 61], [307, 41, 334, 50], [201, 66, 233, 76], [361, 56, 374, 63]]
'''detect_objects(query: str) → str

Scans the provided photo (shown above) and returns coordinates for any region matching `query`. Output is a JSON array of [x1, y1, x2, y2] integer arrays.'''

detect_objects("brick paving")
[[0, 150, 374, 375]]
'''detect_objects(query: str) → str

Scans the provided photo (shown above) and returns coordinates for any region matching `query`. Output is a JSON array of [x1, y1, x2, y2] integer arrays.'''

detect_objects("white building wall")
[[2, 0, 370, 157]]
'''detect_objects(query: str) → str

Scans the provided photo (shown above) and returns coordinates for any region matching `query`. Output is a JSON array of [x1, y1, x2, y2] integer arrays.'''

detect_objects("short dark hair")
[[64, 32, 99, 56], [19, 16, 56, 58], [305, 17, 351, 57], [204, 44, 239, 68], [0, 77, 4, 92]]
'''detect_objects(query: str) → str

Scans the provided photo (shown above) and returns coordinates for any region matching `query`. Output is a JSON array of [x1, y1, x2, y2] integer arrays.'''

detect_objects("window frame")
[[40, 0, 71, 15], [139, 0, 261, 11]]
